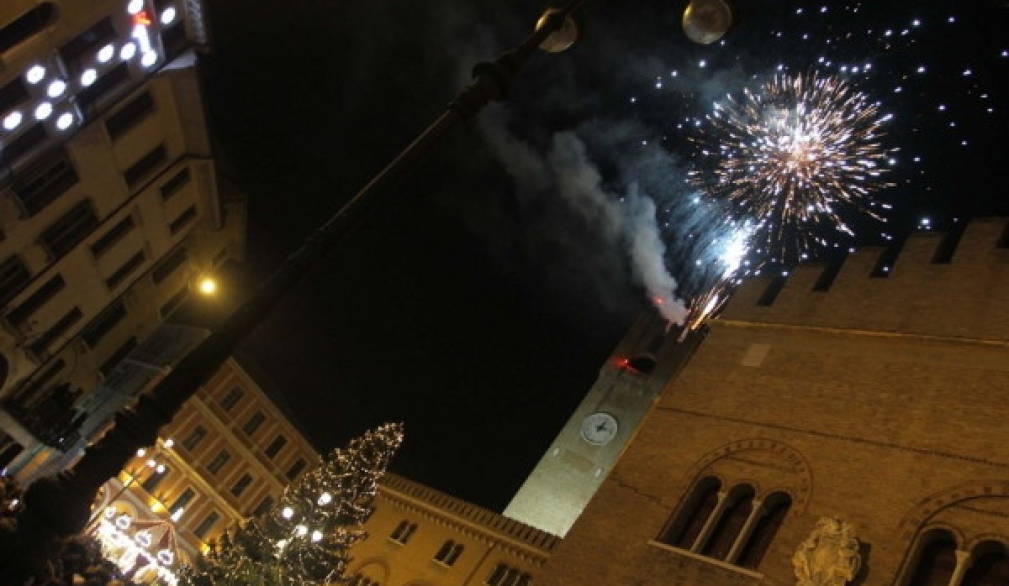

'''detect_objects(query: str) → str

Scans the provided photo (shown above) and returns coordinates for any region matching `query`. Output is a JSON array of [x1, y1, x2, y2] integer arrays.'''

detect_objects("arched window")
[[737, 492, 792, 569], [906, 528, 958, 586], [660, 476, 721, 549], [702, 484, 756, 560], [963, 541, 1009, 586]]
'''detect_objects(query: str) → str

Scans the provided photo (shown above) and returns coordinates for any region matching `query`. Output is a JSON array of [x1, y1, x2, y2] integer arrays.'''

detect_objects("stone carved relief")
[[792, 517, 861, 586]]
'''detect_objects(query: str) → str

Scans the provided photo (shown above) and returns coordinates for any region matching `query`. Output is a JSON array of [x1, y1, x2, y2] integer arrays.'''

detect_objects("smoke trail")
[[480, 112, 690, 324]]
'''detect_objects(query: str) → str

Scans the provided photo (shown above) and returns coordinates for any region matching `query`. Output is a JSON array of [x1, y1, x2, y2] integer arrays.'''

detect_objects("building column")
[[948, 550, 972, 586], [691, 491, 729, 553], [726, 498, 765, 564]]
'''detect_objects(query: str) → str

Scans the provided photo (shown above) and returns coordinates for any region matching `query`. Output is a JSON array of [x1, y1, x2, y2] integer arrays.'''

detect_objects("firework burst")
[[690, 71, 896, 262]]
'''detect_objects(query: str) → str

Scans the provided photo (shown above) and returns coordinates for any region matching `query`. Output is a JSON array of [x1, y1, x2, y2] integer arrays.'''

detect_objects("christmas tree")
[[181, 422, 404, 586]]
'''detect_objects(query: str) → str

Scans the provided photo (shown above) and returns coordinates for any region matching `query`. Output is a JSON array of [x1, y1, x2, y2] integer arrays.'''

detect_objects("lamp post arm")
[[0, 2, 585, 580]]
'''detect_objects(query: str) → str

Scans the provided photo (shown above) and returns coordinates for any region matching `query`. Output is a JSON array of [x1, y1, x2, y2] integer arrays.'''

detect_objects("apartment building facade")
[[349, 473, 560, 586], [0, 0, 245, 479], [91, 355, 318, 578]]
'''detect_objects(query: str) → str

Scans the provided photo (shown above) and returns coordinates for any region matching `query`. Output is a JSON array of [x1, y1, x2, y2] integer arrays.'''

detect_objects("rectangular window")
[[58, 17, 116, 75], [264, 435, 287, 458], [181, 426, 207, 451], [286, 458, 306, 481], [160, 168, 190, 201], [169, 487, 195, 513], [105, 250, 145, 289], [123, 144, 167, 188], [105, 92, 155, 140], [76, 62, 130, 114], [40, 200, 99, 258], [159, 286, 189, 318], [6, 274, 64, 327], [169, 205, 197, 235], [141, 465, 169, 493], [10, 147, 78, 216], [230, 473, 253, 497], [193, 511, 219, 539], [206, 450, 230, 475], [28, 307, 82, 357], [1, 123, 48, 166], [81, 300, 126, 347], [151, 247, 187, 284], [0, 256, 31, 307], [242, 412, 265, 436], [160, 21, 187, 61], [10, 359, 64, 405], [390, 520, 417, 544], [252, 495, 274, 517], [220, 387, 244, 411], [90, 216, 135, 257], [0, 77, 30, 113], [99, 336, 137, 378]]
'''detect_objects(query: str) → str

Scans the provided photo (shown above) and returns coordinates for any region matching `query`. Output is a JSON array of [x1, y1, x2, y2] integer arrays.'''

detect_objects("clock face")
[[580, 412, 619, 446]]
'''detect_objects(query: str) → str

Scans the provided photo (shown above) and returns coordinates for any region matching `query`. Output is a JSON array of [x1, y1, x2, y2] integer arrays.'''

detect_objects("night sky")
[[194, 0, 1009, 511]]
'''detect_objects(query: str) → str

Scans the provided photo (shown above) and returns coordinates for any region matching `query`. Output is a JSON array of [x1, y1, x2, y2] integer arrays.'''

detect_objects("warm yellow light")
[[197, 277, 217, 295], [149, 500, 165, 513], [200, 543, 211, 555]]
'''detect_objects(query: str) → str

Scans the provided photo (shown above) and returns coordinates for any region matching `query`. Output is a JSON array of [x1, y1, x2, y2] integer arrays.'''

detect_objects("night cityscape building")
[[536, 217, 1009, 585], [90, 355, 318, 578], [349, 472, 558, 586], [504, 313, 701, 538], [0, 0, 246, 481]]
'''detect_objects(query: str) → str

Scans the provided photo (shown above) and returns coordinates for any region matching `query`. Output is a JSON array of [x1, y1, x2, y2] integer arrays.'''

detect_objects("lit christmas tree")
[[181, 422, 404, 586]]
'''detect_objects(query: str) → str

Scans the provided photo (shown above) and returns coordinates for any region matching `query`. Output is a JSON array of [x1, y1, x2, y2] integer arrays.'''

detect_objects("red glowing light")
[[654, 297, 665, 305], [615, 357, 630, 368], [133, 11, 152, 26]]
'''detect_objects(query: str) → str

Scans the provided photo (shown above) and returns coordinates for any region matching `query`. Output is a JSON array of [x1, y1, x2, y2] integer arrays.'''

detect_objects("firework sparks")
[[690, 71, 895, 262]]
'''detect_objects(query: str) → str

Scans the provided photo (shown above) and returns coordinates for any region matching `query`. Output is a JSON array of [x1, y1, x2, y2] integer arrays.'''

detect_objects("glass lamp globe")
[[535, 8, 580, 53], [682, 0, 733, 45]]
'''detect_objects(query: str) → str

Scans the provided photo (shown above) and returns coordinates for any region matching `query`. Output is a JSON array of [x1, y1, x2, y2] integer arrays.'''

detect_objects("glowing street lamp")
[[197, 276, 217, 295]]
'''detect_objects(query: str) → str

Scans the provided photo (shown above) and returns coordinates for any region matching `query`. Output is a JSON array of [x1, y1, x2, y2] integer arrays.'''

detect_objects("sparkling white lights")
[[26, 65, 46, 84], [3, 111, 23, 131], [161, 6, 177, 25], [97, 43, 115, 63], [81, 68, 98, 87], [120, 42, 138, 60], [46, 79, 66, 98]]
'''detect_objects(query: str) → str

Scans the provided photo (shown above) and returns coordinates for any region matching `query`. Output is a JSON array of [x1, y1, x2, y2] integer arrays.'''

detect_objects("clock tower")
[[503, 311, 703, 537]]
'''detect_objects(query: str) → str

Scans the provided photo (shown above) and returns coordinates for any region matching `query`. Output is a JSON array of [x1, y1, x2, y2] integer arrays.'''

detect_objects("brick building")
[[537, 218, 1009, 585]]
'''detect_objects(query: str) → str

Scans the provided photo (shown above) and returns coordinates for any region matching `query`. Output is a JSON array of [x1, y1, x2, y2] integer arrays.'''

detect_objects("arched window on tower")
[[702, 484, 756, 560], [905, 528, 958, 586], [963, 540, 1009, 586], [736, 492, 792, 569], [659, 476, 722, 549]]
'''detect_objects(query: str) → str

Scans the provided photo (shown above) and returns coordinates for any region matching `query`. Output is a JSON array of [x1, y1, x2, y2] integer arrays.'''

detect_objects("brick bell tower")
[[536, 217, 1009, 585]]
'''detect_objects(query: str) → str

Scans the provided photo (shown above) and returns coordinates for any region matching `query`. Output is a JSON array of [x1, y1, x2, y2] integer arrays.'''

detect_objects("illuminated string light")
[[46, 79, 66, 98], [3, 111, 23, 131], [81, 68, 98, 87], [97, 43, 115, 63], [34, 102, 52, 120], [26, 65, 46, 84]]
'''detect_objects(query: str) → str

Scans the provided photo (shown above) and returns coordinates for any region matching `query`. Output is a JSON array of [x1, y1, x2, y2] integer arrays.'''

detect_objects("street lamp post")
[[0, 1, 733, 579], [0, 2, 586, 579]]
